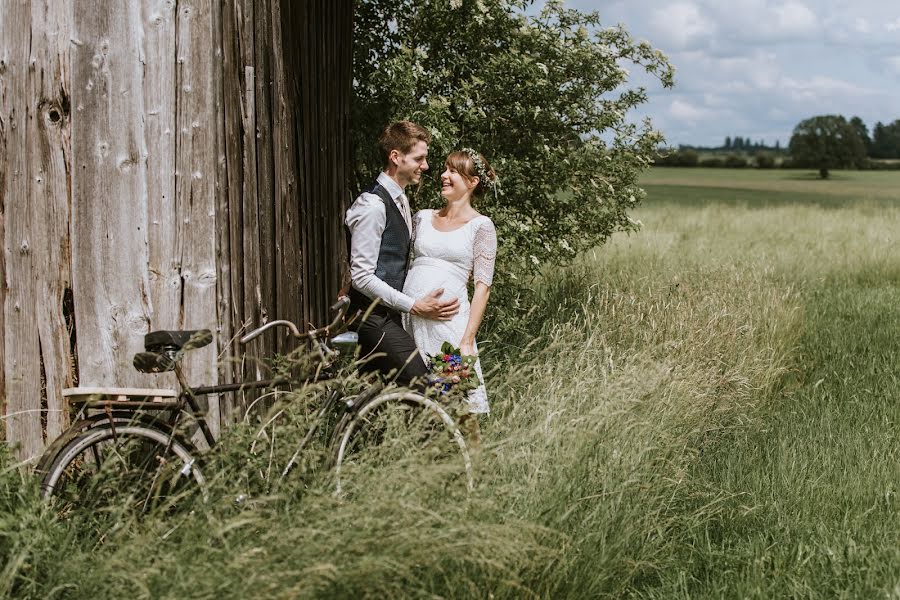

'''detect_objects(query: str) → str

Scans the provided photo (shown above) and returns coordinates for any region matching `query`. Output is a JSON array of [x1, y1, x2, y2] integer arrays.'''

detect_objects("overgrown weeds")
[[0, 204, 808, 597]]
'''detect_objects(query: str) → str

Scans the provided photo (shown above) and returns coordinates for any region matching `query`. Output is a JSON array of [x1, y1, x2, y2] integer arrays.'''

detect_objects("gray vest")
[[349, 182, 411, 313]]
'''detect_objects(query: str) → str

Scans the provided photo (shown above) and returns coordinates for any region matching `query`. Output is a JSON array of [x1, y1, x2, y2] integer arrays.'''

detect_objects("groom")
[[345, 121, 459, 384]]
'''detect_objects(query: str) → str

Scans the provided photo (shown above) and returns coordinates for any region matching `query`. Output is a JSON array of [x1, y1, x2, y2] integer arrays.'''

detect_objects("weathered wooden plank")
[[0, 0, 77, 459], [241, 63, 267, 387], [253, 0, 276, 344], [30, 0, 76, 445], [270, 0, 302, 353], [0, 22, 7, 442], [336, 2, 355, 315], [1, 0, 44, 458], [71, 3, 154, 389], [211, 0, 236, 423], [283, 0, 313, 331], [142, 0, 180, 374], [221, 0, 252, 417], [174, 0, 222, 437]]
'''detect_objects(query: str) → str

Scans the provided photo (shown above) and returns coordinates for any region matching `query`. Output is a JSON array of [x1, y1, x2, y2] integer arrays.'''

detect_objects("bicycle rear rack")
[[62, 387, 181, 410]]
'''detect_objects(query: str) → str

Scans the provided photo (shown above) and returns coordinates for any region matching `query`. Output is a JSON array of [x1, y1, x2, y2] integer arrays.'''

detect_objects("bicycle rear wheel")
[[329, 391, 474, 496], [40, 421, 204, 518]]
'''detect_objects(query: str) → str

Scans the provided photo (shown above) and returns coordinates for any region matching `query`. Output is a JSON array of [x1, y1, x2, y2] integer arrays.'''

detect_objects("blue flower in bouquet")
[[426, 341, 481, 394]]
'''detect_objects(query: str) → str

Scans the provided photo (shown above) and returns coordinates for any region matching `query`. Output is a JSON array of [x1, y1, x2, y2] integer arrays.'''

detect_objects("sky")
[[553, 0, 900, 147]]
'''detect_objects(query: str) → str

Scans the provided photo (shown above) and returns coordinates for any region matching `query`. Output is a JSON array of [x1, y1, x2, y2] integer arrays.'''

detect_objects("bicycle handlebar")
[[239, 296, 350, 345]]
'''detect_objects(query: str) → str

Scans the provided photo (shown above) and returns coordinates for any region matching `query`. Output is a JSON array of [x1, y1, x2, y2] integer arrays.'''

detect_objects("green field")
[[627, 168, 900, 596], [1, 168, 898, 598], [643, 167, 900, 206]]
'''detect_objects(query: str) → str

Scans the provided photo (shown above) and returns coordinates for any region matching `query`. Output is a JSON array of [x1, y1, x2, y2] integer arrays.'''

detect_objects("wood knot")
[[40, 99, 66, 126], [118, 157, 135, 172]]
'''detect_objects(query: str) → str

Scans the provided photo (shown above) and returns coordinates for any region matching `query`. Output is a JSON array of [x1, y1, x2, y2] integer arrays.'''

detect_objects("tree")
[[352, 0, 673, 284], [788, 115, 867, 178], [849, 116, 871, 155], [871, 120, 900, 159]]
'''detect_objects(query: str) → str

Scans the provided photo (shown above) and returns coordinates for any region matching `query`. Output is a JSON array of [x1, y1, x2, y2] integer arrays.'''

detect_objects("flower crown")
[[462, 147, 501, 196]]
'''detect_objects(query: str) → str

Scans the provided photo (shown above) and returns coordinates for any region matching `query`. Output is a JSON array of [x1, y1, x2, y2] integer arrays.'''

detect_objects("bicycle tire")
[[40, 421, 205, 516], [329, 390, 474, 496], [34, 411, 168, 478]]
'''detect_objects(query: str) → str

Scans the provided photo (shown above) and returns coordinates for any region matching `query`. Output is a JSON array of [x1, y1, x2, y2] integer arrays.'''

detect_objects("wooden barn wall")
[[0, 0, 354, 460], [282, 1, 354, 332]]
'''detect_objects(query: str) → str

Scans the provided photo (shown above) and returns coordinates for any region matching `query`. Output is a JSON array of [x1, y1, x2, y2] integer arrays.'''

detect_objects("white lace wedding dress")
[[403, 209, 497, 413]]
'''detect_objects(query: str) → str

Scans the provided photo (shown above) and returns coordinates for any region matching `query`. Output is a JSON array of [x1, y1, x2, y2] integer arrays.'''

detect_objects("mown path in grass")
[[654, 277, 900, 598], [632, 170, 900, 598]]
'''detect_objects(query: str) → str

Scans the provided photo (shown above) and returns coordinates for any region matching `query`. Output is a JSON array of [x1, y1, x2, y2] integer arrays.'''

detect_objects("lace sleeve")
[[472, 218, 497, 286]]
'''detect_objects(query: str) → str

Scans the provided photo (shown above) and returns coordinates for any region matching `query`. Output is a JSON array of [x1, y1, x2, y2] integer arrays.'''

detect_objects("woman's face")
[[440, 165, 478, 201]]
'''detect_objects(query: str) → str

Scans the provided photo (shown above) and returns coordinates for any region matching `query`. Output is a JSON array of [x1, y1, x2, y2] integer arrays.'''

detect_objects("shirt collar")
[[377, 171, 405, 200]]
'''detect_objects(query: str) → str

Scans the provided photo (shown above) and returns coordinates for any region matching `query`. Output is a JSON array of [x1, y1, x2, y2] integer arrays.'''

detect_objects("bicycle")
[[34, 297, 474, 516]]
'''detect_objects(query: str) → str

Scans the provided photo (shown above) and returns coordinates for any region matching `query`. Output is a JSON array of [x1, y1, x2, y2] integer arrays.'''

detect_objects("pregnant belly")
[[403, 264, 468, 303]]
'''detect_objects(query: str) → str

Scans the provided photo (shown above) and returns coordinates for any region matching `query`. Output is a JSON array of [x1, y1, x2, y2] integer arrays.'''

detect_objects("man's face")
[[393, 140, 429, 187]]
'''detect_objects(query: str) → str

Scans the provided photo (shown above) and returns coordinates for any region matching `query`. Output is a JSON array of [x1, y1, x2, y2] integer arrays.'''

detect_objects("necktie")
[[398, 193, 412, 233]]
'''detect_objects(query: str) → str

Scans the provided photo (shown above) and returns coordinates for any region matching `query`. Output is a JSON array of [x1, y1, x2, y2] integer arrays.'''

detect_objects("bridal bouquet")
[[427, 342, 481, 394]]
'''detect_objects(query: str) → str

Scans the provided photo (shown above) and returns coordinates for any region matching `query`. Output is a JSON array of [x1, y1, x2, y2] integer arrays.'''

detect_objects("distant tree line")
[[654, 149, 776, 169], [677, 137, 783, 153], [859, 119, 900, 159], [656, 114, 900, 178]]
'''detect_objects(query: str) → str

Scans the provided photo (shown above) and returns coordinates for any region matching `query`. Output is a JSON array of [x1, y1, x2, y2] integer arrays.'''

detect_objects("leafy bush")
[[654, 149, 699, 167], [700, 156, 724, 167], [723, 154, 748, 168], [352, 0, 673, 285], [780, 157, 797, 169], [754, 151, 775, 168], [863, 158, 900, 170]]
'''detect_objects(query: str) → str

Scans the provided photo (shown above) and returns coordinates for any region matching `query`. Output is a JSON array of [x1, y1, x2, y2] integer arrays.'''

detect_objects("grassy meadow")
[[1, 167, 898, 598]]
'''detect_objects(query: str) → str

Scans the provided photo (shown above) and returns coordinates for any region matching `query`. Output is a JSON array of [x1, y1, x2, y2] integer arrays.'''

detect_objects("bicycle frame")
[[162, 297, 355, 450]]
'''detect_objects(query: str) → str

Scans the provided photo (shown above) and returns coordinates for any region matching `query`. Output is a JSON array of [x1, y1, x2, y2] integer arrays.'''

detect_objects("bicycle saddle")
[[144, 329, 213, 353]]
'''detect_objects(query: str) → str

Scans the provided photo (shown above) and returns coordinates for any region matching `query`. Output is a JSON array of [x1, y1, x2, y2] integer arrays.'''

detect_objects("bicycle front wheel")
[[40, 421, 205, 518], [329, 391, 474, 496]]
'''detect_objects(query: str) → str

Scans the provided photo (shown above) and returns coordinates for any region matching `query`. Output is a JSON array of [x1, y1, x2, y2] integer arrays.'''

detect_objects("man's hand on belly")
[[410, 288, 460, 320]]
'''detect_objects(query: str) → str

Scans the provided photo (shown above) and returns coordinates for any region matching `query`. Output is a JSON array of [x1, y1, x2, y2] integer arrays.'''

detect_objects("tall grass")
[[2, 175, 897, 597]]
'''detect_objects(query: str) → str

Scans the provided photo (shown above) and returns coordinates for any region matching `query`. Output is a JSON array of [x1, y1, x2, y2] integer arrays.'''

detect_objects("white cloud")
[[780, 75, 873, 98], [669, 99, 702, 122], [648, 2, 716, 49], [555, 0, 900, 145], [853, 17, 871, 34], [772, 2, 819, 36]]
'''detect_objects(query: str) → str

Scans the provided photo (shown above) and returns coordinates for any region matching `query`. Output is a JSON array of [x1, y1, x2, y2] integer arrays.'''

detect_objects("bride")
[[403, 148, 498, 422]]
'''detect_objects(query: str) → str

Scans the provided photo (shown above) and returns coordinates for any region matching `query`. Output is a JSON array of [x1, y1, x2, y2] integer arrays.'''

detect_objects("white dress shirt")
[[345, 172, 416, 313]]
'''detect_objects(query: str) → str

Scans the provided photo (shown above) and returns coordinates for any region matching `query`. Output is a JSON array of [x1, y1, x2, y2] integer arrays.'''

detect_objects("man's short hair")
[[378, 121, 431, 165]]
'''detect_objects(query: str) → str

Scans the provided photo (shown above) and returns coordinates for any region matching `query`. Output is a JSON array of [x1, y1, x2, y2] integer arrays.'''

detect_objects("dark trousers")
[[355, 309, 428, 386]]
